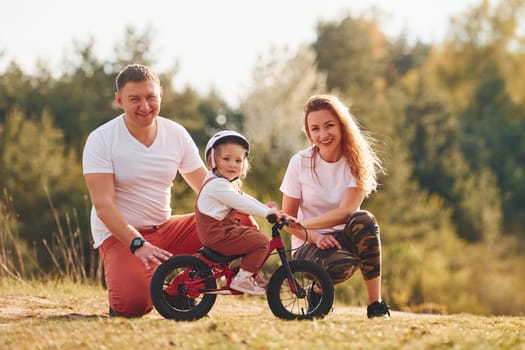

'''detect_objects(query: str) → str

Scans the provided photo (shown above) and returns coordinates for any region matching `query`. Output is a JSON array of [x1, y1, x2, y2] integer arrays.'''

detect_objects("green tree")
[[48, 41, 115, 153], [114, 26, 159, 68], [0, 62, 53, 124], [0, 109, 85, 268], [241, 45, 327, 201], [408, 0, 525, 238], [313, 16, 386, 103]]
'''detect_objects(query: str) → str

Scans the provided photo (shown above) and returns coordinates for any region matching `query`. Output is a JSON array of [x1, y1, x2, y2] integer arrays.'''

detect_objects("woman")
[[280, 94, 390, 318]]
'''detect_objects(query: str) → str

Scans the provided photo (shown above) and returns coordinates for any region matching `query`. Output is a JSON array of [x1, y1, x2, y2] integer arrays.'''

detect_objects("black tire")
[[266, 260, 334, 320], [150, 255, 217, 321]]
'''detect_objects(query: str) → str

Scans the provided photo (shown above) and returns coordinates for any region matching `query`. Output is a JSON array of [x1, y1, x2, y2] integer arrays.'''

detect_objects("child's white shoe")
[[253, 274, 268, 289], [231, 275, 266, 296]]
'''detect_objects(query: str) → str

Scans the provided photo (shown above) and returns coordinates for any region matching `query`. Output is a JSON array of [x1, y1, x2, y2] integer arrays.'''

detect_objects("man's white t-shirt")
[[279, 147, 357, 250], [197, 173, 270, 220], [82, 114, 205, 248]]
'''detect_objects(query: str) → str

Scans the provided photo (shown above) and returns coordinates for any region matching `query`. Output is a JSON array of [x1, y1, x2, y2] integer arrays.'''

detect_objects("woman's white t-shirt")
[[279, 147, 357, 250], [82, 114, 205, 248]]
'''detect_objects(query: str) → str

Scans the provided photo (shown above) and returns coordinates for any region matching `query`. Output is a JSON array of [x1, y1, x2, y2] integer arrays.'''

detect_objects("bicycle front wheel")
[[150, 254, 217, 321], [266, 260, 334, 320]]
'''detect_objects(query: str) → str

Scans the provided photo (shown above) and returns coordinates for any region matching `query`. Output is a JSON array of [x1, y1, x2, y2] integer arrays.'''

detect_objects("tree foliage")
[[0, 109, 84, 258], [0, 0, 524, 315], [404, 0, 525, 238], [241, 45, 327, 200]]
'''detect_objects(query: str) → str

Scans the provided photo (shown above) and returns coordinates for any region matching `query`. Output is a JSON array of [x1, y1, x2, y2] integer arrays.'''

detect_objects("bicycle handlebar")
[[267, 213, 278, 224], [266, 213, 289, 226]]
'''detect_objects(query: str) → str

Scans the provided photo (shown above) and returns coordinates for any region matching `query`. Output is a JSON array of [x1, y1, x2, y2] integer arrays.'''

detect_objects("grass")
[[1, 278, 524, 349]]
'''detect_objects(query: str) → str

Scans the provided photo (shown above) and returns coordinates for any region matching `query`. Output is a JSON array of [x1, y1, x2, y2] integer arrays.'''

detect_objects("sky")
[[0, 0, 482, 106]]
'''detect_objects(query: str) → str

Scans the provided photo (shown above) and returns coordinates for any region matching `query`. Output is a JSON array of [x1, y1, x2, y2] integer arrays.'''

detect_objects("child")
[[194, 130, 282, 296]]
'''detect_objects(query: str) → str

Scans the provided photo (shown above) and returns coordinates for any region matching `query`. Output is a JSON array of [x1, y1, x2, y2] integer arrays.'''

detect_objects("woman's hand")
[[314, 233, 341, 250], [287, 218, 303, 230]]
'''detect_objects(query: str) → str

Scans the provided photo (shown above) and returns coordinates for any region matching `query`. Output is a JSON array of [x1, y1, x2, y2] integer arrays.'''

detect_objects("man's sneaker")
[[230, 275, 266, 296], [306, 283, 322, 313], [165, 292, 196, 310], [109, 306, 117, 317], [367, 300, 391, 319], [253, 274, 269, 289]]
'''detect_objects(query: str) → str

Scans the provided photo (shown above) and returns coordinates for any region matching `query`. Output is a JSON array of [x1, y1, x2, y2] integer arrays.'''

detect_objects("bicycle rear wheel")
[[266, 260, 334, 320], [150, 255, 217, 321]]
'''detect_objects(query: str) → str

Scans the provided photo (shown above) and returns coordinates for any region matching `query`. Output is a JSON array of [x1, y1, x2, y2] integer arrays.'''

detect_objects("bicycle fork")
[[274, 247, 307, 298]]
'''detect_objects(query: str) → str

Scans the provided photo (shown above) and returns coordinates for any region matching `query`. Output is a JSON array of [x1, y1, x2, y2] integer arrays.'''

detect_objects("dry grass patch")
[[1, 278, 524, 349]]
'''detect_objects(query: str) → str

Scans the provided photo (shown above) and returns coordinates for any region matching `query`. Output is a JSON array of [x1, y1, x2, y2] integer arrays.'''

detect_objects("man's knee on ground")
[[111, 294, 152, 317]]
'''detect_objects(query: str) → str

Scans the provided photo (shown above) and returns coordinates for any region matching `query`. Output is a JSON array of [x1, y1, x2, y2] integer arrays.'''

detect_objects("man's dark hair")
[[115, 64, 160, 92]]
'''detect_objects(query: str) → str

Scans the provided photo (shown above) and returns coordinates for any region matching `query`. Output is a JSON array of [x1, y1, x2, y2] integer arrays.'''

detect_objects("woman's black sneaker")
[[367, 300, 391, 319]]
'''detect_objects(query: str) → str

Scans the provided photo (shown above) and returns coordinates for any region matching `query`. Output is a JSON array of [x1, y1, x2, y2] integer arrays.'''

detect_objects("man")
[[82, 64, 207, 317]]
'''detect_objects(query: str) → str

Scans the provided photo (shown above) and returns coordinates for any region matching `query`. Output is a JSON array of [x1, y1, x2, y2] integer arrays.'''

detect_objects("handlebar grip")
[[267, 213, 278, 224]]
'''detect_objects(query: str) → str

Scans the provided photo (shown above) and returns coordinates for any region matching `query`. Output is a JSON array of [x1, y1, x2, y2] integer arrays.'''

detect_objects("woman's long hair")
[[303, 94, 384, 196]]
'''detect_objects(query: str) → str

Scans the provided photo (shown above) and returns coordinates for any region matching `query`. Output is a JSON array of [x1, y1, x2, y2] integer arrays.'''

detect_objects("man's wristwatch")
[[130, 237, 145, 254]]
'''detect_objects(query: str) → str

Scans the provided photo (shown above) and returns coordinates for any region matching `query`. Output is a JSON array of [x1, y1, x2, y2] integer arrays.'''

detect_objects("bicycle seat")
[[198, 247, 244, 264]]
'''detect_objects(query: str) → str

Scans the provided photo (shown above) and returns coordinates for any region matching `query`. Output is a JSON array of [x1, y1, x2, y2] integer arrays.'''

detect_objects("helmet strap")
[[240, 155, 246, 175], [210, 147, 216, 169]]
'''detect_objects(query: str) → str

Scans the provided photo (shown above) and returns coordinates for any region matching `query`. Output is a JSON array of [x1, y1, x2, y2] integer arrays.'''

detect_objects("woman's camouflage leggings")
[[292, 210, 381, 285]]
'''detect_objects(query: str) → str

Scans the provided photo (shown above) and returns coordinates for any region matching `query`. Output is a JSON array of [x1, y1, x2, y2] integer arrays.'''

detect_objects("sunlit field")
[[1, 279, 523, 350]]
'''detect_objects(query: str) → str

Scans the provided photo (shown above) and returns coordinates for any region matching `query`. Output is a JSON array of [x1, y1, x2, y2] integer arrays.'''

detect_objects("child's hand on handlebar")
[[267, 208, 287, 223], [266, 201, 280, 210]]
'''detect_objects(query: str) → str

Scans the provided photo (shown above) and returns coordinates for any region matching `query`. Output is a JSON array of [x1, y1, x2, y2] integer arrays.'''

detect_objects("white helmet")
[[204, 130, 250, 169]]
